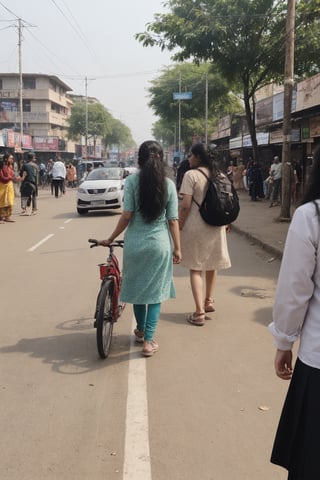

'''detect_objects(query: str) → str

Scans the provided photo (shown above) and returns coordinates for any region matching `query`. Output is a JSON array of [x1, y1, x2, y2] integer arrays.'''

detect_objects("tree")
[[148, 63, 242, 147], [103, 118, 135, 150], [136, 0, 320, 161], [68, 101, 113, 153], [152, 118, 175, 147]]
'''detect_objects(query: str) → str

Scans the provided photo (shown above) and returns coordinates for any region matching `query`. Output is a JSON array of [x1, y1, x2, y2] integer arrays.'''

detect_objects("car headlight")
[[108, 187, 118, 192], [78, 187, 87, 194]]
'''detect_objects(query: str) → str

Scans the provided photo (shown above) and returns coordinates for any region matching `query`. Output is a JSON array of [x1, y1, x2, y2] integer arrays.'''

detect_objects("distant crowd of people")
[[224, 154, 303, 207], [0, 154, 78, 222]]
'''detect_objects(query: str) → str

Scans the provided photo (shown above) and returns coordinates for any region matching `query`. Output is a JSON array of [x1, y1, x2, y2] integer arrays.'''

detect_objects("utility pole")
[[205, 72, 208, 145], [280, 0, 296, 221], [178, 71, 181, 158], [85, 76, 88, 159], [84, 76, 96, 159], [18, 18, 23, 148]]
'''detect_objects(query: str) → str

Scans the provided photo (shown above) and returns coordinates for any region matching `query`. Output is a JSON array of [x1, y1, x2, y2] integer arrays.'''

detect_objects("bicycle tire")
[[96, 278, 114, 359]]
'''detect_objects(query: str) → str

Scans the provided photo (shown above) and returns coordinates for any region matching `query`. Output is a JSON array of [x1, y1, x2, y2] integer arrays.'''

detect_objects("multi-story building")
[[0, 73, 75, 160]]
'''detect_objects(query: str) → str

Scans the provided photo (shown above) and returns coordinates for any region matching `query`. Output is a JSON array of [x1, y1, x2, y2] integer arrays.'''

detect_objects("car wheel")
[[77, 208, 88, 215]]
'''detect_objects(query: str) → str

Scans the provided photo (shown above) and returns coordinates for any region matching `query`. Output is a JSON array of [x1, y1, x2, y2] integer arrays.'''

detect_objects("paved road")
[[0, 189, 288, 479]]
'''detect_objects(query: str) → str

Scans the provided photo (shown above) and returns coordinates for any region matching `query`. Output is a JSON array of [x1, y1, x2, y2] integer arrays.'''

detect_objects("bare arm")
[[168, 219, 182, 264], [178, 194, 192, 230], [99, 211, 134, 246]]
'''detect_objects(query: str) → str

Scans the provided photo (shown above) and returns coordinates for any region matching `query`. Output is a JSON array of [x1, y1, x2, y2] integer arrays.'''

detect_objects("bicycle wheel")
[[95, 278, 114, 359]]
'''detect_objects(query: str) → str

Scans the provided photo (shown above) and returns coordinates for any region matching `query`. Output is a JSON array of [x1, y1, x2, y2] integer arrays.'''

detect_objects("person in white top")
[[269, 155, 282, 207], [269, 144, 320, 479], [52, 159, 66, 198]]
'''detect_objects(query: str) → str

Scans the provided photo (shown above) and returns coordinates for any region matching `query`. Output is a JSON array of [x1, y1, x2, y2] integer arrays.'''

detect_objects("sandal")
[[142, 340, 159, 357], [187, 312, 205, 326], [204, 298, 215, 313], [134, 328, 144, 343]]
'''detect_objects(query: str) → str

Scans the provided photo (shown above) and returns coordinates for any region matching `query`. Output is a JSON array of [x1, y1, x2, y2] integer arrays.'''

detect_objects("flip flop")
[[4, 218, 15, 222], [187, 313, 205, 326]]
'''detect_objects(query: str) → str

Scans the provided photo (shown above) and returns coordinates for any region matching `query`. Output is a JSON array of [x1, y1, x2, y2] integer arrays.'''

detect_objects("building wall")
[[0, 73, 74, 153]]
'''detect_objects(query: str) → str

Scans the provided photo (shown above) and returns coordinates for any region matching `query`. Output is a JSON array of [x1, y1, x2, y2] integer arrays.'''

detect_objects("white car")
[[77, 167, 125, 215]]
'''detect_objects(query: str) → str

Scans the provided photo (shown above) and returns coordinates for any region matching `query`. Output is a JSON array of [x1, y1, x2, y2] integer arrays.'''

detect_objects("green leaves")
[[148, 62, 242, 145], [137, 0, 320, 158], [67, 101, 135, 149]]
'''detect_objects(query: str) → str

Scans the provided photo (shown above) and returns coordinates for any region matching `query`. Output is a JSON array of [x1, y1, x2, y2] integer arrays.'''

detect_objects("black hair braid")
[[138, 141, 166, 222]]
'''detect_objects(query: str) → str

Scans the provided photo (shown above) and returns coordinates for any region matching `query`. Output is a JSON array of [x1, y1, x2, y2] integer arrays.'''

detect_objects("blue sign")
[[173, 92, 192, 100]]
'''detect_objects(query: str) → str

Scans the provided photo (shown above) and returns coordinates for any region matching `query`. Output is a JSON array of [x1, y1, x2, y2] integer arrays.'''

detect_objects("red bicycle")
[[88, 239, 125, 359]]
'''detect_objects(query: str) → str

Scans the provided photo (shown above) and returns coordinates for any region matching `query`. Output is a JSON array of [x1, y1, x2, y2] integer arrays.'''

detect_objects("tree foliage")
[[136, 0, 320, 159], [103, 118, 135, 149], [67, 100, 135, 151], [67, 101, 112, 141], [149, 62, 242, 147]]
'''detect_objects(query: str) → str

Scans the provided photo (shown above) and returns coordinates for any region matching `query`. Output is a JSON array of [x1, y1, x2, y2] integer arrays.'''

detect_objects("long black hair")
[[190, 143, 216, 176], [300, 145, 320, 206], [138, 140, 166, 222]]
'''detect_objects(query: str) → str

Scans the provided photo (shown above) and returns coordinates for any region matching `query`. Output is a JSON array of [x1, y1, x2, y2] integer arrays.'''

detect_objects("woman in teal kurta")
[[98, 141, 181, 357]]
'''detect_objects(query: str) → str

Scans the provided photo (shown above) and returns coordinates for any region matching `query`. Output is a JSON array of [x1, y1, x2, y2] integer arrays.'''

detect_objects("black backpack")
[[193, 169, 240, 226]]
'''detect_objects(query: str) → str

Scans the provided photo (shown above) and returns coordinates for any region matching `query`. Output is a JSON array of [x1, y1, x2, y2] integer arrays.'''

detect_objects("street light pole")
[[85, 76, 88, 159]]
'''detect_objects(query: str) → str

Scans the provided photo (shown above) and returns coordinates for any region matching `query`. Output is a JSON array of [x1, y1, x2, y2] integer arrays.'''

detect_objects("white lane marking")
[[27, 234, 54, 252], [64, 219, 72, 224], [123, 318, 152, 480]]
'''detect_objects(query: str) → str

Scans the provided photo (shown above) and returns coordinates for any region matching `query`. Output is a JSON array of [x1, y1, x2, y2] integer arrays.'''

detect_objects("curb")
[[232, 224, 283, 260]]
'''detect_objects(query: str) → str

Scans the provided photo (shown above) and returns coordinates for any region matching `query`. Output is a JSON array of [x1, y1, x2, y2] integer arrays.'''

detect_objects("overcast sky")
[[0, 0, 175, 146]]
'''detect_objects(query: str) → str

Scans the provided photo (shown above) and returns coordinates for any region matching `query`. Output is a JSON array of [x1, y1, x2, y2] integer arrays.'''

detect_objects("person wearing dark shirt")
[[19, 153, 39, 215]]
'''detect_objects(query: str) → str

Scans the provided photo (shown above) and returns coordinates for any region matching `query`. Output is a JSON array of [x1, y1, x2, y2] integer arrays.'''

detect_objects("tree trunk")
[[243, 90, 259, 162], [280, 0, 295, 221]]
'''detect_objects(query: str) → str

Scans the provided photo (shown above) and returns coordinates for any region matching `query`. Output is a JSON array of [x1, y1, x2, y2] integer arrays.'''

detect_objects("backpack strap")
[[192, 168, 211, 207]]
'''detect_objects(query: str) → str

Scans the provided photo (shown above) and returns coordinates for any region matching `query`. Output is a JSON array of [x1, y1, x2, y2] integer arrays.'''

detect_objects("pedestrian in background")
[[19, 153, 39, 215], [178, 143, 231, 326], [269, 155, 282, 207], [52, 158, 66, 198], [0, 154, 15, 222], [269, 144, 320, 479], [66, 163, 77, 187], [97, 140, 181, 357], [176, 153, 191, 193], [248, 158, 264, 201]]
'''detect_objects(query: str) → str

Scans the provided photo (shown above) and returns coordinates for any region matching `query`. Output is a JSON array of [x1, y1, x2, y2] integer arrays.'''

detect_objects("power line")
[[50, 0, 102, 67], [0, 1, 34, 26]]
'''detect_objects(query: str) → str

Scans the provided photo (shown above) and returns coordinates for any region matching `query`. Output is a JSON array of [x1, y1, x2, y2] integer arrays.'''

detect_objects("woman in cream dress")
[[179, 144, 231, 326]]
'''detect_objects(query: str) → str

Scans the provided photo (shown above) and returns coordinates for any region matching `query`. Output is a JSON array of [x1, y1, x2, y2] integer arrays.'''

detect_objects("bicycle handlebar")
[[88, 238, 124, 248]]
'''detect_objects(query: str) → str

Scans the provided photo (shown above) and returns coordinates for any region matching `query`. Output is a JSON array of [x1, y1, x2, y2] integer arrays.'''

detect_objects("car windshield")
[[86, 167, 123, 181]]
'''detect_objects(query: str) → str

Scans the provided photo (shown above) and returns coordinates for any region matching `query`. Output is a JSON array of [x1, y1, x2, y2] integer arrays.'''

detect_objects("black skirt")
[[271, 357, 320, 479]]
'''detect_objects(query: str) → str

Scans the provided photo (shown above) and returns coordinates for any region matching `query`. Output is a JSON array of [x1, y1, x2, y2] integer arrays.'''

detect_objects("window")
[[0, 79, 3, 90], [23, 77, 36, 89], [23, 100, 31, 112], [50, 80, 57, 92]]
